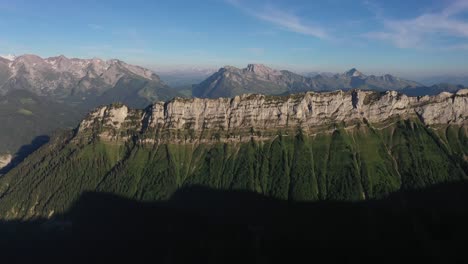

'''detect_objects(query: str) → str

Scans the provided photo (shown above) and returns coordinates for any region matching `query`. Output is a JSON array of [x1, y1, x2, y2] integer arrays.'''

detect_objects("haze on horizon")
[[0, 0, 468, 79]]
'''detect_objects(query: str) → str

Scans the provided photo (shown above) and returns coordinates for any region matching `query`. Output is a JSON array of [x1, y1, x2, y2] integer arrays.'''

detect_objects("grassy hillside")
[[0, 118, 465, 220]]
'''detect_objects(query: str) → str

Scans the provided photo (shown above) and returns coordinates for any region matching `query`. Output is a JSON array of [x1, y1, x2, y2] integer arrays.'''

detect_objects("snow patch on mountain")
[[0, 54, 16, 61]]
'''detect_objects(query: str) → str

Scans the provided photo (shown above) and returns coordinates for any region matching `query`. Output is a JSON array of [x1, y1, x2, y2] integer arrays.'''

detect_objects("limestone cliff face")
[[77, 89, 468, 142]]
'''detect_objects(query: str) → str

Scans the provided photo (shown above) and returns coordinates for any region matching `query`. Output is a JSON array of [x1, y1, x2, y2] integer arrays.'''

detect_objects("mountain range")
[[0, 54, 179, 108], [155, 67, 216, 88], [0, 55, 467, 259], [418, 74, 468, 87], [0, 55, 466, 173], [192, 64, 423, 98]]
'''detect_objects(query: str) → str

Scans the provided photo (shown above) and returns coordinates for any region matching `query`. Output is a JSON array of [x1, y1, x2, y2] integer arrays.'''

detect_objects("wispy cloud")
[[227, 0, 328, 39], [364, 0, 468, 49]]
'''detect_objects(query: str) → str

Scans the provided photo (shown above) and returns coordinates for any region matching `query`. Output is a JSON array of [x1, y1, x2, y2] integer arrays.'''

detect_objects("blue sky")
[[0, 0, 467, 77]]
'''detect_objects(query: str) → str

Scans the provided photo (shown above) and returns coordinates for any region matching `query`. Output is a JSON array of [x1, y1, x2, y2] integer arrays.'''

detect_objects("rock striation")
[[78, 89, 468, 142]]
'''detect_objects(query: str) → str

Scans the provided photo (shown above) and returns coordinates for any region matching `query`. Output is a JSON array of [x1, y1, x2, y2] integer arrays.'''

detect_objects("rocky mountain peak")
[[244, 64, 280, 76], [345, 68, 364, 77], [382, 74, 397, 81], [0, 54, 16, 61], [15, 54, 44, 64], [45, 54, 68, 62], [219, 65, 240, 72]]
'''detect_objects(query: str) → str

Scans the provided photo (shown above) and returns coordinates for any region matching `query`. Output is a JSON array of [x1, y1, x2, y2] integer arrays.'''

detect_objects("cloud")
[[227, 0, 328, 39], [364, 0, 468, 49], [443, 0, 468, 16]]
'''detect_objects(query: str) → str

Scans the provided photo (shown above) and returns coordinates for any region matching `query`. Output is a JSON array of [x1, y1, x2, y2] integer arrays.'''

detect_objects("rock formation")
[[0, 154, 12, 170], [78, 89, 468, 142]]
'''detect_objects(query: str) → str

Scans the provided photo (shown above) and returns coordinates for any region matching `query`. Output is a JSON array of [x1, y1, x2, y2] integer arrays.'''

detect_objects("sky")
[[0, 0, 468, 78]]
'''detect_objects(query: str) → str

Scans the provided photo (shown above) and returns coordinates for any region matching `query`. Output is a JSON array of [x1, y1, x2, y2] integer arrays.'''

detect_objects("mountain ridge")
[[79, 88, 468, 143], [193, 64, 423, 98], [0, 89, 466, 219], [0, 54, 181, 106]]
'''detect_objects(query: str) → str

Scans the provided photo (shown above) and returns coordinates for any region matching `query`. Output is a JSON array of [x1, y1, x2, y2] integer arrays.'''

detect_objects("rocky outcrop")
[[0, 154, 12, 170], [77, 89, 468, 142]]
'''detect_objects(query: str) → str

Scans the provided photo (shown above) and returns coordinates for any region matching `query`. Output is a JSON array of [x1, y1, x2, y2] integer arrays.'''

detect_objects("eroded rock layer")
[[78, 89, 468, 142]]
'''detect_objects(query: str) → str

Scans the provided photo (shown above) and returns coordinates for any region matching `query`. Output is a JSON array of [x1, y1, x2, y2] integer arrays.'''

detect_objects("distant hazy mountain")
[[193, 64, 422, 98], [156, 67, 216, 88], [399, 83, 466, 96], [0, 54, 180, 109], [417, 75, 468, 87], [301, 71, 336, 78]]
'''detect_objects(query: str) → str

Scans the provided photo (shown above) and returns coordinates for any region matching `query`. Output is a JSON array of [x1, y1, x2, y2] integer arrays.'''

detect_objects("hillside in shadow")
[[0, 135, 49, 174], [1, 182, 468, 263]]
